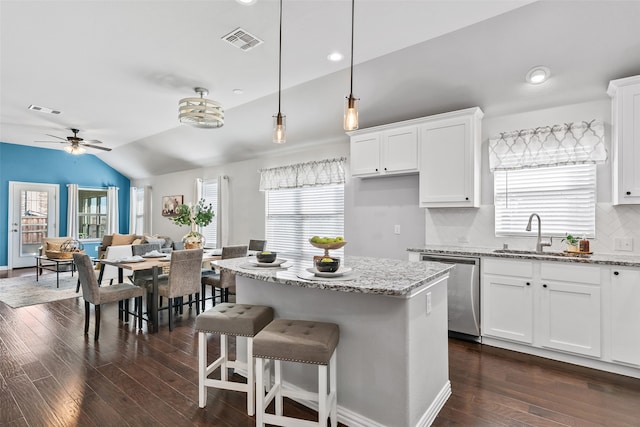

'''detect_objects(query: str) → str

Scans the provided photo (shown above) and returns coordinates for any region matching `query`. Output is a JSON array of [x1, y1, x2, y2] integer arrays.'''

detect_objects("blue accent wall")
[[0, 142, 130, 266]]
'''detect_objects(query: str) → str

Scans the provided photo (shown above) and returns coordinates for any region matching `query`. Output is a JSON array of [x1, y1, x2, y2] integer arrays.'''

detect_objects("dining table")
[[99, 249, 221, 333]]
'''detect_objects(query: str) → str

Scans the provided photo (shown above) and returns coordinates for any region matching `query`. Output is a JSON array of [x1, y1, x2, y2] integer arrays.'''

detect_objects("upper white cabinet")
[[349, 126, 418, 177], [608, 75, 640, 205], [419, 107, 483, 208]]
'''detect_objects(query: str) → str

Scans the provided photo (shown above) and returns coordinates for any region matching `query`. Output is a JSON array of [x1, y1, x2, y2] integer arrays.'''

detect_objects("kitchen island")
[[215, 256, 454, 427]]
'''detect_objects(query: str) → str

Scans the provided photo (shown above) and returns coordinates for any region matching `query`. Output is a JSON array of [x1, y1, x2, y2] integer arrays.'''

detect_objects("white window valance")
[[259, 157, 346, 191], [489, 119, 607, 171]]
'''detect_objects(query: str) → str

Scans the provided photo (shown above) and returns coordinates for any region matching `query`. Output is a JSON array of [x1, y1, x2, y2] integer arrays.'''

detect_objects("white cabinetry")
[[482, 259, 534, 343], [608, 75, 640, 204], [419, 108, 483, 208], [610, 268, 640, 366], [482, 258, 602, 358], [349, 126, 418, 177], [538, 263, 601, 357]]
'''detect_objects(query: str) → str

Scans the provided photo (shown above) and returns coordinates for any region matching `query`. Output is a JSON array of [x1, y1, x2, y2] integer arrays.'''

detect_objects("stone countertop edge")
[[215, 255, 454, 297], [407, 245, 640, 267]]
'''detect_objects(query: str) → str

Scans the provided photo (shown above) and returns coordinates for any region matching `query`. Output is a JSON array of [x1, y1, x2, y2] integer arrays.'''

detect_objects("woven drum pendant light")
[[343, 0, 359, 131], [178, 87, 224, 129], [273, 0, 286, 144]]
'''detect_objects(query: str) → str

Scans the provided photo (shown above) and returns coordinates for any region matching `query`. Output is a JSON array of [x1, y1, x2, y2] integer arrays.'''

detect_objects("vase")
[[182, 231, 205, 249]]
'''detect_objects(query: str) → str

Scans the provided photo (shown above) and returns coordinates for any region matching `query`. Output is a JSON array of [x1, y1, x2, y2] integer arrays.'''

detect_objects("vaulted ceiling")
[[2, 1, 639, 179]]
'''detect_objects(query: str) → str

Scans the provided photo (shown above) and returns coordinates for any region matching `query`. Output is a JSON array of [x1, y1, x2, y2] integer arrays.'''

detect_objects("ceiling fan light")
[[178, 87, 224, 129], [64, 145, 86, 155]]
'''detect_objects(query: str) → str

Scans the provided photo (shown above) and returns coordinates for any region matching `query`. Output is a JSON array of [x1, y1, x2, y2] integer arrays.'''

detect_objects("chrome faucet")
[[526, 213, 552, 252]]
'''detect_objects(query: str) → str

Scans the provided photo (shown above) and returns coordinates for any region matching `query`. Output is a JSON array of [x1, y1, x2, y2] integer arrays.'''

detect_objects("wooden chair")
[[73, 253, 144, 340], [145, 248, 203, 331], [201, 245, 248, 310]]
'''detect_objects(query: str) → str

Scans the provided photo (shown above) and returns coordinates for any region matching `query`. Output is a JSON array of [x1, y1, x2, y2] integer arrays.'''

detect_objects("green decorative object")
[[168, 199, 215, 249]]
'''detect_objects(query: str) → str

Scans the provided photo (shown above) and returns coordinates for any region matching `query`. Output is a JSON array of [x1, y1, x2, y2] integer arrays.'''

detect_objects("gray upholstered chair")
[[73, 253, 144, 340], [248, 239, 266, 252], [145, 248, 203, 331], [130, 243, 162, 286], [201, 245, 248, 310]]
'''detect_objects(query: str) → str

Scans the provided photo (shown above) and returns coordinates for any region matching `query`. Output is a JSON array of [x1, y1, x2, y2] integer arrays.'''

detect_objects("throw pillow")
[[112, 233, 136, 246], [144, 236, 166, 246], [101, 234, 114, 247], [132, 238, 143, 245]]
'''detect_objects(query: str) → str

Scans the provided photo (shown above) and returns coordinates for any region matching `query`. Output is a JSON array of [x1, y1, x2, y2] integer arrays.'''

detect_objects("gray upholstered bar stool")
[[195, 303, 274, 415], [253, 318, 339, 427]]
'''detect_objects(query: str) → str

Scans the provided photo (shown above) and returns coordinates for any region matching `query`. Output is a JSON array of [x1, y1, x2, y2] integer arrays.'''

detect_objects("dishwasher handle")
[[420, 254, 479, 266]]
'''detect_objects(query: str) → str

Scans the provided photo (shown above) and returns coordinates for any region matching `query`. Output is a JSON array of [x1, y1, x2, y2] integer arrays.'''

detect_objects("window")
[[265, 184, 344, 260], [201, 179, 218, 248], [78, 189, 108, 239], [131, 187, 145, 235], [494, 164, 596, 237]]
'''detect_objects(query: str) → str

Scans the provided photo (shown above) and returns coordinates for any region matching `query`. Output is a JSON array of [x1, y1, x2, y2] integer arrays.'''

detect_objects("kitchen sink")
[[493, 249, 589, 257]]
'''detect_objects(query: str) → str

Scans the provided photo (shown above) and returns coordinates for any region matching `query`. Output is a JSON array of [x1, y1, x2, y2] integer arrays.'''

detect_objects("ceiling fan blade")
[[84, 144, 112, 151], [84, 139, 103, 144], [34, 140, 68, 143], [45, 134, 68, 141]]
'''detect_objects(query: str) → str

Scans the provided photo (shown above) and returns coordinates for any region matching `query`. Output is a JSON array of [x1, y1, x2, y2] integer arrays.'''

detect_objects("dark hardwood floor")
[[2, 268, 640, 426]]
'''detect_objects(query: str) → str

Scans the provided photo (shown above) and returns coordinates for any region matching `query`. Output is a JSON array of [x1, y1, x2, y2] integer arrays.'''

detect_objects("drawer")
[[540, 262, 600, 284], [483, 258, 533, 277]]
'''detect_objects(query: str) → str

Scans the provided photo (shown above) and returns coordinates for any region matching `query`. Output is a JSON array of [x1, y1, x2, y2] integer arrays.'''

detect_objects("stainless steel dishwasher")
[[421, 253, 481, 341]]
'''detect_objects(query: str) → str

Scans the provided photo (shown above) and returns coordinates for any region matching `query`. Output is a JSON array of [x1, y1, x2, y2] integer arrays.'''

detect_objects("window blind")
[[201, 179, 218, 247], [494, 164, 596, 237], [265, 184, 344, 260]]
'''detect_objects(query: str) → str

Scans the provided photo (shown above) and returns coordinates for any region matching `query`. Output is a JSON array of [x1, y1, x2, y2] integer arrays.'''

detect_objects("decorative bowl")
[[256, 251, 277, 263], [315, 257, 340, 273], [309, 239, 347, 257]]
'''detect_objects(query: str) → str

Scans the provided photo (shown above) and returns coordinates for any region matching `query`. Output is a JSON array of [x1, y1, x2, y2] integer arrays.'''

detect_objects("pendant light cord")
[[349, 0, 354, 97], [278, 0, 283, 114]]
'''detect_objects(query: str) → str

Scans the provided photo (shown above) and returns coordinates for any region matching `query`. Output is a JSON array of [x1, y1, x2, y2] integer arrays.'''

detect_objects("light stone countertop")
[[407, 245, 640, 267], [215, 255, 454, 297]]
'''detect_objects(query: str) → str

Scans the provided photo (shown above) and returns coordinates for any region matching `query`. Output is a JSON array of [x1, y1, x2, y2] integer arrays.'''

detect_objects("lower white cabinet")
[[610, 268, 640, 366], [482, 258, 602, 358]]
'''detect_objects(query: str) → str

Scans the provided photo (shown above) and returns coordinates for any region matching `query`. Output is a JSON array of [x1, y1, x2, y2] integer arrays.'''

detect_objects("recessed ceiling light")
[[327, 52, 343, 62], [235, 0, 257, 5], [233, 89, 244, 95], [526, 66, 551, 85]]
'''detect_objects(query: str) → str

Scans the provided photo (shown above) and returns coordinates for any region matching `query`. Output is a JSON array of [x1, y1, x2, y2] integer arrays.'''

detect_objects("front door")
[[8, 182, 59, 268]]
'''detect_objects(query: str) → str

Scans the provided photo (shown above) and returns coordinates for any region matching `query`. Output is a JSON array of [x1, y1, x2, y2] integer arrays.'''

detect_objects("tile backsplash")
[[425, 203, 640, 255]]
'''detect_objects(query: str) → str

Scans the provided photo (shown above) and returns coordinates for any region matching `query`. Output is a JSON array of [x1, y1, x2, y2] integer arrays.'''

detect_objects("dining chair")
[[100, 244, 134, 285], [130, 243, 162, 286], [248, 239, 267, 252], [146, 248, 204, 331], [201, 245, 248, 310], [73, 253, 144, 340]]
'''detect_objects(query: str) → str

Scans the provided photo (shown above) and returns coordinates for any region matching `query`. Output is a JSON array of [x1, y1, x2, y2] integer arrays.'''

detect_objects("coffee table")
[[35, 255, 76, 288]]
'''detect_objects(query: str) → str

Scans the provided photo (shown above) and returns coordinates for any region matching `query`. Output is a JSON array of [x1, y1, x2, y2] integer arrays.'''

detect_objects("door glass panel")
[[20, 190, 49, 256]]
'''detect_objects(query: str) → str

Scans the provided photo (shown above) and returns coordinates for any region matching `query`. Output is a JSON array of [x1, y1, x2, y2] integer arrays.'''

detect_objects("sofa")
[[97, 233, 176, 259]]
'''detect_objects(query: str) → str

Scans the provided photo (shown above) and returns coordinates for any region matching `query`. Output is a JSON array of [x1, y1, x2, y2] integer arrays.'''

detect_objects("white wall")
[[425, 98, 640, 255]]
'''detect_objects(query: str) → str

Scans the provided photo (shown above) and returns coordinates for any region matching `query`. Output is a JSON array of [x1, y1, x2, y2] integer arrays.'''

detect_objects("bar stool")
[[196, 303, 274, 415], [253, 318, 339, 427]]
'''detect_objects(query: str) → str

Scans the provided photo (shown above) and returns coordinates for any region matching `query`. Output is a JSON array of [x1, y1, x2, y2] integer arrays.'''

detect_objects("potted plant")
[[168, 199, 215, 249], [561, 233, 580, 252]]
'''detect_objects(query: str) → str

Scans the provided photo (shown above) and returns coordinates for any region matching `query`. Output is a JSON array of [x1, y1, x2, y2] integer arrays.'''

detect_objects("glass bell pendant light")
[[273, 0, 286, 144], [343, 0, 359, 131]]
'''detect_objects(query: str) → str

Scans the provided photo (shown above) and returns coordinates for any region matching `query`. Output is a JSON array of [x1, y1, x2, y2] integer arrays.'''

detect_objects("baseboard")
[[416, 381, 451, 427], [0, 266, 8, 271]]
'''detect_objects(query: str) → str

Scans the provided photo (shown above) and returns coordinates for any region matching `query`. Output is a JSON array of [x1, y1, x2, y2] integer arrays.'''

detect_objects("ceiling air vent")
[[28, 104, 61, 115], [222, 27, 263, 51]]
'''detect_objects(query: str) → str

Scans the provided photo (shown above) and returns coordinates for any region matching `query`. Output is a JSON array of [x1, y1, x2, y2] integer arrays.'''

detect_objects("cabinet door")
[[619, 84, 640, 203], [539, 280, 601, 357], [419, 117, 476, 207], [482, 273, 533, 343], [611, 268, 640, 366], [350, 133, 381, 176], [381, 127, 418, 174]]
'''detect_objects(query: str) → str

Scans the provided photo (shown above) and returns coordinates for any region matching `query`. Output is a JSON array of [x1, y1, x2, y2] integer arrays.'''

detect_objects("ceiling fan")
[[36, 128, 112, 154]]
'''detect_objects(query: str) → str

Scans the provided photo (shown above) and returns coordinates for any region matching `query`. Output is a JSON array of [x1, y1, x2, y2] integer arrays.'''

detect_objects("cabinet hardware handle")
[[626, 191, 631, 195], [375, 168, 378, 172], [614, 271, 619, 275], [384, 167, 387, 171], [465, 197, 469, 201], [526, 282, 530, 286], [543, 284, 548, 288]]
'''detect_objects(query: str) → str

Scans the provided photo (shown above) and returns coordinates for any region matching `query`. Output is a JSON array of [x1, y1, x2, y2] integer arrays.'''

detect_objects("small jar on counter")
[[579, 237, 590, 253]]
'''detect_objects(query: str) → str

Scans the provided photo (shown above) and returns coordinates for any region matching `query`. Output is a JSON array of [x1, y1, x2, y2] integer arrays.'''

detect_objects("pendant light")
[[273, 0, 286, 144], [343, 0, 359, 131], [178, 87, 224, 129]]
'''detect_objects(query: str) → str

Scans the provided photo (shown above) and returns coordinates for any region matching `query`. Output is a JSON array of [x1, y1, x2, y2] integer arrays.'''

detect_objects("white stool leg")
[[220, 333, 228, 381], [256, 357, 265, 427], [275, 359, 283, 416], [198, 332, 207, 408], [330, 351, 337, 427], [318, 364, 328, 425], [247, 337, 255, 416]]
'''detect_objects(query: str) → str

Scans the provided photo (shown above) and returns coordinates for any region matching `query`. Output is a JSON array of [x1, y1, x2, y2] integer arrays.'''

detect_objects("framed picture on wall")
[[162, 195, 183, 217]]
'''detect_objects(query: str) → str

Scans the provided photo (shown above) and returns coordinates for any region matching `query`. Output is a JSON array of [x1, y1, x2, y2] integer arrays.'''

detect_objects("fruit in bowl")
[[315, 257, 340, 273], [256, 251, 277, 263]]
